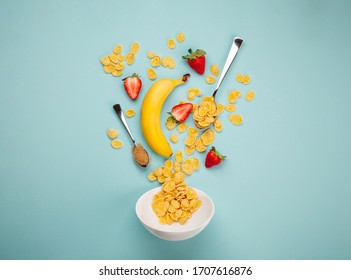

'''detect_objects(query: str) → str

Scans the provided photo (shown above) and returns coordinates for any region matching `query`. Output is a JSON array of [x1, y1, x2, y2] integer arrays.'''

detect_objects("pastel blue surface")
[[1, 0, 350, 260]]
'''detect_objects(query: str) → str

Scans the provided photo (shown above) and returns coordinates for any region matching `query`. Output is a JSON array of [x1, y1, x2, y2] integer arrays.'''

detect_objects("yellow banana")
[[140, 74, 190, 157]]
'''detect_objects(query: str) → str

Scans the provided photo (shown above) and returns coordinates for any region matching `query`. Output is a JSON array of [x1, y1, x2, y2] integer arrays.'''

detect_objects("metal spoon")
[[113, 104, 150, 168], [212, 37, 243, 99], [194, 37, 243, 129]]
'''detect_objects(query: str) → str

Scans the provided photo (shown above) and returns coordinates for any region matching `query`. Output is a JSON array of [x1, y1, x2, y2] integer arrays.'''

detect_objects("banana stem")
[[182, 73, 190, 83]]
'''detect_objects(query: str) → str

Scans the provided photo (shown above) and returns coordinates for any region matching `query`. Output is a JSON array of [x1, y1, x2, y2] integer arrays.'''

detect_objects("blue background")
[[1, 0, 350, 259]]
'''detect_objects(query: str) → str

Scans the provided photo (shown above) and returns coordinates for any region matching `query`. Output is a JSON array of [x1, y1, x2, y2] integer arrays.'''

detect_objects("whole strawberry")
[[123, 73, 142, 100], [182, 48, 206, 75], [205, 146, 226, 168], [167, 103, 193, 123]]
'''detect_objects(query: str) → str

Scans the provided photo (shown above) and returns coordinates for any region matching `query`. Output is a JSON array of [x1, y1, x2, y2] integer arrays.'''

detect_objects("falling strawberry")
[[167, 103, 193, 123], [123, 73, 142, 100], [182, 48, 206, 75], [205, 146, 226, 168]]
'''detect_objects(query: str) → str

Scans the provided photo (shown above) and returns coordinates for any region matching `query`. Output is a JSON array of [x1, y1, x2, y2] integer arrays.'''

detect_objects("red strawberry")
[[167, 103, 193, 123], [123, 73, 142, 100], [205, 146, 226, 168], [182, 48, 206, 75]]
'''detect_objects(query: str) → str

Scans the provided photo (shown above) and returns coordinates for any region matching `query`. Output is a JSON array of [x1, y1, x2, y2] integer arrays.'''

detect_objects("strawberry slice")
[[167, 103, 193, 123], [182, 48, 206, 75], [123, 73, 142, 100], [205, 146, 226, 168]]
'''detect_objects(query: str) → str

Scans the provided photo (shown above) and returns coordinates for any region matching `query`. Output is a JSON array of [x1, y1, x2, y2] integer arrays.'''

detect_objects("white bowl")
[[135, 187, 215, 241]]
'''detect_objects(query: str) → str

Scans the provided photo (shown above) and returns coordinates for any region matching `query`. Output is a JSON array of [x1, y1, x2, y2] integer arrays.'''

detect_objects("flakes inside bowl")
[[149, 151, 202, 225]]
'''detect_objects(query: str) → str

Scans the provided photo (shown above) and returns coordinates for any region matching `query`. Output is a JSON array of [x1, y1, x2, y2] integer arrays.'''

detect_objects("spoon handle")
[[113, 104, 136, 145], [213, 37, 243, 98]]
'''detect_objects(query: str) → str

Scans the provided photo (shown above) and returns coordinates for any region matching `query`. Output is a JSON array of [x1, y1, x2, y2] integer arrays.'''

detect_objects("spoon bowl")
[[193, 37, 243, 129], [113, 104, 150, 168]]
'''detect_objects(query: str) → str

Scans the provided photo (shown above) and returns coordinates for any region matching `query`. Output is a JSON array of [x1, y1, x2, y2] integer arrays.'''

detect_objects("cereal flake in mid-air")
[[167, 38, 176, 49], [147, 68, 157, 80], [117, 54, 126, 61], [170, 134, 179, 143], [126, 52, 135, 65], [210, 64, 220, 76], [176, 32, 185, 43], [236, 73, 244, 83], [162, 56, 176, 69], [100, 56, 110, 66], [245, 91, 255, 101], [125, 109, 135, 117], [107, 128, 118, 139], [113, 45, 122, 54], [225, 104, 236, 112], [205, 76, 216, 84], [147, 51, 155, 58], [188, 88, 201, 99], [151, 55, 161, 67], [112, 69, 123, 77], [166, 117, 177, 130], [229, 114, 243, 125], [109, 53, 118, 63], [243, 75, 251, 85], [103, 64, 115, 73], [130, 42, 140, 53], [201, 128, 216, 146], [111, 140, 123, 149], [114, 61, 124, 71], [148, 173, 157, 181], [214, 118, 223, 132], [177, 123, 188, 133], [227, 91, 237, 103]]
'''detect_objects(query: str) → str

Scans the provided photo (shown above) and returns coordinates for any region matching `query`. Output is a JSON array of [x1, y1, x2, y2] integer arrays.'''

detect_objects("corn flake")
[[111, 140, 122, 149], [176, 32, 185, 43], [177, 123, 188, 133], [245, 91, 255, 101], [113, 45, 123, 54], [166, 117, 177, 130], [115, 61, 125, 70], [214, 118, 223, 132], [148, 173, 157, 181], [125, 109, 135, 117], [167, 38, 176, 49], [187, 127, 199, 137], [100, 56, 111, 66], [151, 55, 161, 67], [107, 128, 118, 139], [130, 42, 140, 53], [225, 104, 236, 112], [185, 145, 195, 155], [228, 91, 237, 103], [126, 52, 135, 65], [210, 64, 220, 76], [112, 69, 123, 77], [236, 73, 244, 83], [147, 51, 155, 58], [117, 54, 126, 61], [205, 76, 216, 84], [170, 133, 178, 143], [164, 159, 173, 169], [201, 129, 216, 146], [103, 64, 115, 73], [147, 68, 157, 80], [175, 150, 183, 163], [243, 75, 251, 85], [229, 114, 243, 125], [109, 53, 118, 63]]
